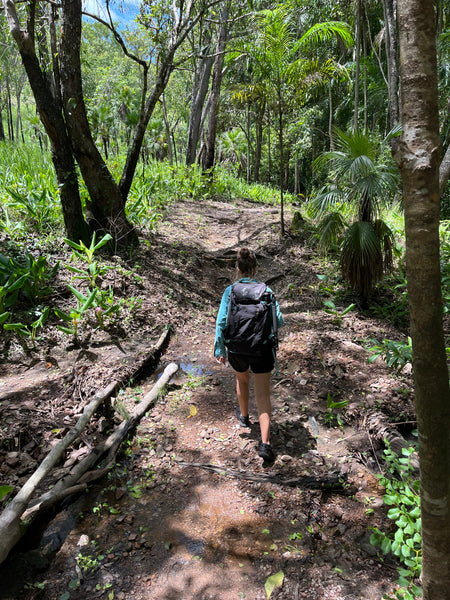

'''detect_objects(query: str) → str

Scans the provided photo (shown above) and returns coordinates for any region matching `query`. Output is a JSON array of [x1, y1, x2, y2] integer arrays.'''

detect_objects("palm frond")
[[311, 185, 346, 217], [295, 21, 353, 51], [340, 221, 383, 299], [373, 219, 395, 270], [316, 211, 347, 251]]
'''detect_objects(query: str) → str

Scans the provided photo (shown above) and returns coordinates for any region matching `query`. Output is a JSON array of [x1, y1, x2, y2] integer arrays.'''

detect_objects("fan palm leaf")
[[340, 221, 384, 301], [317, 211, 348, 250]]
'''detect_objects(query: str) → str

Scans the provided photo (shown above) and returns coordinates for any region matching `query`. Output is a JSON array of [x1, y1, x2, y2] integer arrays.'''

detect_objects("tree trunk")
[[254, 100, 265, 181], [202, 1, 230, 171], [383, 0, 400, 129], [59, 0, 136, 246], [2, 0, 90, 244], [439, 142, 450, 195], [353, 0, 361, 131], [120, 62, 175, 198], [396, 1, 450, 598], [186, 30, 214, 166], [278, 102, 285, 236]]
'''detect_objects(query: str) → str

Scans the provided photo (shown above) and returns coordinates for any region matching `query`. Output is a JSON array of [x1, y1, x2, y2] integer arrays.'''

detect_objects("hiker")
[[214, 247, 284, 462]]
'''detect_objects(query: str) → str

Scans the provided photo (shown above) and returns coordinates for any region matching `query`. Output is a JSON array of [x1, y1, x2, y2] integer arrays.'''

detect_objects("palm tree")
[[249, 6, 353, 235], [312, 128, 400, 305]]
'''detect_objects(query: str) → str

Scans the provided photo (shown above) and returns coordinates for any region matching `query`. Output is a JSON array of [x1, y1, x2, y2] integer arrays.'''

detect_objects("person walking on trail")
[[214, 247, 284, 463]]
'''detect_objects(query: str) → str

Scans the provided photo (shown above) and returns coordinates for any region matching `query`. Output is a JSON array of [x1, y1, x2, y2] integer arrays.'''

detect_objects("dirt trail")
[[0, 199, 415, 600]]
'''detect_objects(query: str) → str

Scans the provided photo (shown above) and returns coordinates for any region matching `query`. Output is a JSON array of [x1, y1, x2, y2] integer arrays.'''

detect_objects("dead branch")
[[0, 379, 119, 564], [178, 462, 355, 494], [22, 362, 179, 521], [0, 328, 173, 565]]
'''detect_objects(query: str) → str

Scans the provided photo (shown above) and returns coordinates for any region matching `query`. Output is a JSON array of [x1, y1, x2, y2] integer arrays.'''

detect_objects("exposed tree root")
[[178, 462, 356, 494]]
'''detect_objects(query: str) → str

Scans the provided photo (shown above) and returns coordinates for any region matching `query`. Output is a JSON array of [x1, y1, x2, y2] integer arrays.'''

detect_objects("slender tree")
[[396, 1, 450, 598], [249, 6, 353, 235]]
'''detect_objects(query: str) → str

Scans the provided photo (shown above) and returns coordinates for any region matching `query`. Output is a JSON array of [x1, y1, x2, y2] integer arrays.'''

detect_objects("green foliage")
[[440, 221, 450, 315], [310, 129, 399, 300], [367, 337, 413, 374], [55, 287, 98, 339], [323, 393, 349, 427], [0, 142, 61, 237], [64, 233, 113, 286], [4, 306, 50, 347], [0, 251, 59, 309], [322, 298, 355, 326], [370, 445, 421, 600]]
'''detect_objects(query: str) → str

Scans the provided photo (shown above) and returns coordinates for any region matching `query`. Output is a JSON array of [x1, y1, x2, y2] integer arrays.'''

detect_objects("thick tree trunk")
[[396, 1, 450, 598], [2, 0, 90, 244], [59, 0, 136, 246]]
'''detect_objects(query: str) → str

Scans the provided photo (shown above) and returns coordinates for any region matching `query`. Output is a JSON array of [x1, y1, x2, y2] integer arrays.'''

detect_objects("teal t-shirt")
[[214, 277, 284, 358]]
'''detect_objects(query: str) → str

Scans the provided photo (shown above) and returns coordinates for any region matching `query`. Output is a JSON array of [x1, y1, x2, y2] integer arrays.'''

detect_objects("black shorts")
[[228, 351, 274, 374]]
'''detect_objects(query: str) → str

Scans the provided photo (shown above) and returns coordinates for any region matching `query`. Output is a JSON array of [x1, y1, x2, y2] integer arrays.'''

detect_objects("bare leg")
[[235, 370, 250, 417], [254, 372, 271, 444]]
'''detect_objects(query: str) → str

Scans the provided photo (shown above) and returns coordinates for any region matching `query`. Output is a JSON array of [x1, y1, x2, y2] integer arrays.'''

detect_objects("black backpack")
[[223, 281, 278, 356]]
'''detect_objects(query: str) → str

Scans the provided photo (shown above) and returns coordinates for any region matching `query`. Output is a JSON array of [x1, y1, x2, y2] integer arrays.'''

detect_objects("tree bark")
[[396, 1, 450, 598], [2, 0, 90, 244], [439, 142, 450, 195], [202, 1, 230, 171], [353, 0, 361, 131], [59, 0, 136, 246], [254, 99, 265, 181], [383, 0, 400, 129], [186, 30, 214, 166]]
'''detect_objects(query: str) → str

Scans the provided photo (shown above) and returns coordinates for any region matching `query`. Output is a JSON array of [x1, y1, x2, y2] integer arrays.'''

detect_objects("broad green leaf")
[[0, 312, 10, 325], [81, 288, 97, 313], [265, 571, 284, 599], [0, 485, 13, 500], [57, 325, 76, 335], [92, 233, 112, 252], [54, 308, 72, 322], [67, 284, 88, 303]]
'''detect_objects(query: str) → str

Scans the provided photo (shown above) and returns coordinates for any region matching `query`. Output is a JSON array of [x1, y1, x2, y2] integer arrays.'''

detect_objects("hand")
[[216, 355, 226, 365]]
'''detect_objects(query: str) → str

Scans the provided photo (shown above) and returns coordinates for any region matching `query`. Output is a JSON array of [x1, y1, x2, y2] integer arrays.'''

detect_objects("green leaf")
[[54, 308, 73, 322], [67, 284, 88, 303], [81, 288, 97, 313], [64, 237, 84, 251], [57, 325, 76, 335], [380, 537, 391, 555], [92, 233, 112, 252], [0, 312, 10, 325], [265, 570, 284, 599], [0, 485, 13, 500]]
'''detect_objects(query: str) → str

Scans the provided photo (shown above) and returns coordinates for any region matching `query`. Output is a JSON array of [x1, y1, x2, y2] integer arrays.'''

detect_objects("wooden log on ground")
[[0, 329, 173, 566], [23, 361, 179, 520]]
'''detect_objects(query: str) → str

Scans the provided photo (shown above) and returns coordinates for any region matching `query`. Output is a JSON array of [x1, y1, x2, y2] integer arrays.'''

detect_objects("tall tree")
[[249, 6, 353, 235], [202, 0, 230, 171], [3, 0, 91, 244], [396, 1, 450, 599]]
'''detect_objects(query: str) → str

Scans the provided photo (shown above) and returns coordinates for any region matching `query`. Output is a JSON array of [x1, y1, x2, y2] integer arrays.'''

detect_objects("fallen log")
[[22, 362, 179, 521], [178, 462, 355, 494], [0, 379, 118, 565], [0, 329, 173, 566]]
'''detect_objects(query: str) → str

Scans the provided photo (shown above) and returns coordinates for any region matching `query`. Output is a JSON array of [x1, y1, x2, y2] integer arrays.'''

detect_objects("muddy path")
[[0, 198, 416, 599]]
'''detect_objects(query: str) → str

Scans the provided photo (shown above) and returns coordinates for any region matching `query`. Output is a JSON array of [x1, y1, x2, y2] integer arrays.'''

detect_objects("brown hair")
[[236, 247, 257, 277]]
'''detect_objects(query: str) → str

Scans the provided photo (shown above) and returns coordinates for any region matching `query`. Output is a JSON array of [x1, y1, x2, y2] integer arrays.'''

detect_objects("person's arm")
[[214, 286, 231, 358]]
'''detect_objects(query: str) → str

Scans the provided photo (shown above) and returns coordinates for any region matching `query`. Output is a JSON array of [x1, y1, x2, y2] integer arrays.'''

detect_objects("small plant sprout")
[[322, 299, 356, 326]]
